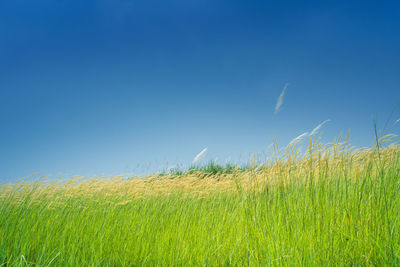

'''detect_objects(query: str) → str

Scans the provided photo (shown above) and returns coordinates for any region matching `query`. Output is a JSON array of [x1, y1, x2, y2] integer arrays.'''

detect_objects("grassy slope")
[[0, 140, 399, 266]]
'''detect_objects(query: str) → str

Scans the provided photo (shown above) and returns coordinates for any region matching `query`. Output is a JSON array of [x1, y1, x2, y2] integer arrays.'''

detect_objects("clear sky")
[[1, 0, 400, 181]]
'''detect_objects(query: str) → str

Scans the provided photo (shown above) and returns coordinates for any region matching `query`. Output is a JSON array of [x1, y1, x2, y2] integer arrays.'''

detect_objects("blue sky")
[[1, 0, 400, 180]]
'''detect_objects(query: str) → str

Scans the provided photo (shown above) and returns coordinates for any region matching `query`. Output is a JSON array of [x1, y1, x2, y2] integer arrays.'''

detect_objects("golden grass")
[[2, 138, 398, 201]]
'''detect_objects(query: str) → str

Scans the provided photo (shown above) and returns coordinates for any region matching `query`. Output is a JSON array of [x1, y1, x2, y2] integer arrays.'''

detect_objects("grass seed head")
[[274, 83, 289, 115], [192, 148, 208, 164], [288, 132, 309, 147], [310, 119, 331, 136]]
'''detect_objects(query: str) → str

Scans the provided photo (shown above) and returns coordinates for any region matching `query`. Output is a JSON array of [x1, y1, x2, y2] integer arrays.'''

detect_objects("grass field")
[[1, 136, 399, 266]]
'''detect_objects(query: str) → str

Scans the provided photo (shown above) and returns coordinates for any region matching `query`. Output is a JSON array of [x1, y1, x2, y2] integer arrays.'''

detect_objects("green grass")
[[1, 138, 400, 266]]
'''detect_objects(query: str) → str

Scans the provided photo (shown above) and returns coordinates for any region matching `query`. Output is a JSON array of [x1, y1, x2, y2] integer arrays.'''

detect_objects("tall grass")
[[0, 136, 399, 266]]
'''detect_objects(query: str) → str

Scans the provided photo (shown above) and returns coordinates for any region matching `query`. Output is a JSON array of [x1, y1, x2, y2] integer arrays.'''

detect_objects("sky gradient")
[[1, 0, 400, 181]]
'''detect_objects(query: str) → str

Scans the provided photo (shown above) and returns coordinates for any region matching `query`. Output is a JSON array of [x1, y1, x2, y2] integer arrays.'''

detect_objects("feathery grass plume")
[[310, 119, 331, 136], [192, 148, 207, 164], [288, 132, 309, 147], [395, 118, 400, 124], [274, 83, 289, 115]]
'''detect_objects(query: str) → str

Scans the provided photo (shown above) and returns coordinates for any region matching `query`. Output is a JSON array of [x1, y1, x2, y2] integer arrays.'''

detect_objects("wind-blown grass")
[[309, 119, 331, 136], [288, 132, 309, 146], [274, 83, 289, 115], [192, 147, 208, 164], [0, 136, 399, 266]]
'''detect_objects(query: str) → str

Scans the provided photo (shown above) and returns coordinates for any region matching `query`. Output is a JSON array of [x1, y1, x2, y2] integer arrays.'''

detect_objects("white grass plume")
[[309, 119, 331, 136], [192, 148, 207, 164], [288, 132, 309, 147], [396, 118, 400, 124], [274, 83, 289, 115]]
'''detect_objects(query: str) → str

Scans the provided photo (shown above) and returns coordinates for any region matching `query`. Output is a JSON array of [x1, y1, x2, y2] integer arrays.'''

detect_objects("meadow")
[[0, 136, 399, 266]]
